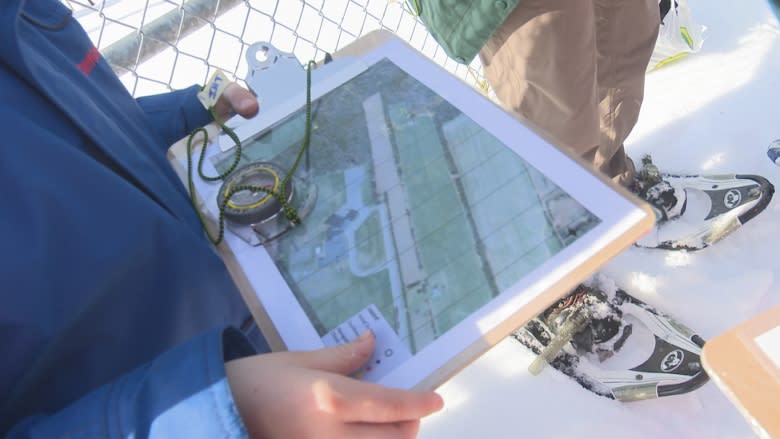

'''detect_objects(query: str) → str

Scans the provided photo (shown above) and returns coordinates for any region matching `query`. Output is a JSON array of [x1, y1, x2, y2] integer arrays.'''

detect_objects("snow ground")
[[419, 1, 780, 438]]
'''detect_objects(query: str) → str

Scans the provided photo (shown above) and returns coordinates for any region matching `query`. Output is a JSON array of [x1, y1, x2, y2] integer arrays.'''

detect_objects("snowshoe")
[[632, 155, 774, 251], [513, 282, 709, 401]]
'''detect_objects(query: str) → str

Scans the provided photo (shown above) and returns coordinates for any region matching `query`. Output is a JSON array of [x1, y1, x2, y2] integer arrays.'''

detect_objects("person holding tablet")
[[0, 1, 442, 437]]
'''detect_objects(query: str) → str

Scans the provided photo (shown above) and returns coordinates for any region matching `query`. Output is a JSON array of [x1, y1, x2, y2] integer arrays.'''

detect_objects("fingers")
[[283, 333, 443, 423], [331, 379, 444, 423], [287, 330, 376, 375], [225, 344, 443, 439], [345, 420, 421, 439]]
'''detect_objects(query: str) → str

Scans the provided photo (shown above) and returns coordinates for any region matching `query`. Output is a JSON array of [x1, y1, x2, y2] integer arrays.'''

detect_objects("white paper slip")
[[755, 325, 780, 369], [323, 304, 412, 382]]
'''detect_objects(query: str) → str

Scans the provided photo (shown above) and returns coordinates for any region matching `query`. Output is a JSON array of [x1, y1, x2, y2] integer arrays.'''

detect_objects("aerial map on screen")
[[214, 58, 600, 359]]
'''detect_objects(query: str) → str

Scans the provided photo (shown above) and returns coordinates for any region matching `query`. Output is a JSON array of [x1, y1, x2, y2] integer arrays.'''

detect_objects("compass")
[[216, 160, 317, 245], [217, 161, 294, 225]]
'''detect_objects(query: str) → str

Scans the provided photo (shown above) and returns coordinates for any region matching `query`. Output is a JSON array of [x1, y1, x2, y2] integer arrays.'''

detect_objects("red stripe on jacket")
[[77, 46, 101, 75]]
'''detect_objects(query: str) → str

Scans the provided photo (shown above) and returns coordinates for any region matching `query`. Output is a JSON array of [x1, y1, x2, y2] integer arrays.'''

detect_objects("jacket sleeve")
[[136, 85, 214, 148], [7, 327, 254, 439]]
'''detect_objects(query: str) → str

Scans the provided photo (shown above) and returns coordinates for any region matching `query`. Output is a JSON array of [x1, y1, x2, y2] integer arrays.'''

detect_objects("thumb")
[[218, 83, 259, 119], [290, 331, 375, 376]]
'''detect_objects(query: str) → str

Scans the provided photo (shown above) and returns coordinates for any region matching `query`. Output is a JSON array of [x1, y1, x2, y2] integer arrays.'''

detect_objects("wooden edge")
[[735, 302, 780, 340], [328, 29, 395, 59], [701, 305, 780, 438], [737, 305, 780, 386]]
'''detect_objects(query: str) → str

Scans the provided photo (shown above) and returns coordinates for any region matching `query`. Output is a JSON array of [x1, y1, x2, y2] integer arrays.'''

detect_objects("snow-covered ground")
[[419, 1, 780, 438]]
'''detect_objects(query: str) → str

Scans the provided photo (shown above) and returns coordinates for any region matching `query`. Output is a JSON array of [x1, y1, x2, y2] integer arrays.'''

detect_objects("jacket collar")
[[2, 0, 197, 226]]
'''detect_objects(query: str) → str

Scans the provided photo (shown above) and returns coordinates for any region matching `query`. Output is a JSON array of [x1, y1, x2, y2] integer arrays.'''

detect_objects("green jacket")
[[415, 0, 521, 64]]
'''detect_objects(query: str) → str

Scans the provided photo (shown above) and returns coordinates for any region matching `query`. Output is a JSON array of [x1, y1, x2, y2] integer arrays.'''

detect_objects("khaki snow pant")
[[479, 0, 660, 186]]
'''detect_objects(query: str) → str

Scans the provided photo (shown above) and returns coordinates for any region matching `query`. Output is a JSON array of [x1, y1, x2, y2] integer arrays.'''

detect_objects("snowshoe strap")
[[528, 306, 590, 375]]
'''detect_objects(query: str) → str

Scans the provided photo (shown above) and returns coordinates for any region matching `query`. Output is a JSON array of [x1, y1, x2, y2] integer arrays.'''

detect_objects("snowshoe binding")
[[632, 155, 774, 251], [513, 281, 709, 401]]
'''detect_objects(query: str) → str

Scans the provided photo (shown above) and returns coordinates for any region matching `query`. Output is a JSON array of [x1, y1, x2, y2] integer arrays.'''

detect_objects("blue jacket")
[[0, 0, 266, 436]]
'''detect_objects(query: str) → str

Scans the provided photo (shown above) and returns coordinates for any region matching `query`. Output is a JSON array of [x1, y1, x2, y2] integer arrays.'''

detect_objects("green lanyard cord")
[[186, 60, 316, 245]]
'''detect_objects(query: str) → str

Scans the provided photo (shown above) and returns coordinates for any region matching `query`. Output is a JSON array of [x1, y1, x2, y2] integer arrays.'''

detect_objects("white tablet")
[[178, 30, 654, 390]]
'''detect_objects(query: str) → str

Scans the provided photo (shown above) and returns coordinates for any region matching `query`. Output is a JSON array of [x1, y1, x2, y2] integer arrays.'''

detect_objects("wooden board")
[[168, 29, 655, 391], [702, 304, 780, 439]]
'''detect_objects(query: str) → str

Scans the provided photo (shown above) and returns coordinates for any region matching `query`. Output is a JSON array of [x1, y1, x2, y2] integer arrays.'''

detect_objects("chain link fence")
[[67, 0, 489, 98]]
